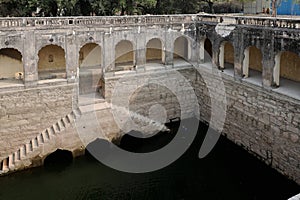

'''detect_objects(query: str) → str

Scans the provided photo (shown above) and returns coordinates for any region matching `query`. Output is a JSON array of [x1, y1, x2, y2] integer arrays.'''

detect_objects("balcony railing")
[[0, 14, 299, 29]]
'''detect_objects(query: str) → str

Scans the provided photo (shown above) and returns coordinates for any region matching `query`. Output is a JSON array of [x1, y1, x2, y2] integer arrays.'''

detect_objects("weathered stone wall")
[[104, 69, 198, 122], [183, 66, 300, 184], [0, 83, 74, 160], [104, 65, 300, 184]]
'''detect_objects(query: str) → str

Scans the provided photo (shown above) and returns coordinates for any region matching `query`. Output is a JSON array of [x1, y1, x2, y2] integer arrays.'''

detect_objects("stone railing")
[[234, 16, 300, 29], [0, 14, 299, 29], [0, 15, 200, 28]]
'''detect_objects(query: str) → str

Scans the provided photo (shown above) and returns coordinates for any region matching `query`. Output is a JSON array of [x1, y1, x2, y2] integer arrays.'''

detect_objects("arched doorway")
[[204, 38, 212, 62], [115, 40, 134, 71], [219, 41, 234, 69], [243, 46, 262, 85], [38, 45, 66, 80], [174, 36, 189, 61], [274, 51, 300, 85], [146, 38, 163, 64], [0, 48, 23, 85], [79, 43, 102, 68], [78, 43, 103, 97], [273, 51, 300, 98], [200, 38, 212, 63]]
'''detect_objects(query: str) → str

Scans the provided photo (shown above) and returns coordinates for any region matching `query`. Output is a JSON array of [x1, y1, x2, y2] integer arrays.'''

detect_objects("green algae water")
[[0, 121, 299, 200]]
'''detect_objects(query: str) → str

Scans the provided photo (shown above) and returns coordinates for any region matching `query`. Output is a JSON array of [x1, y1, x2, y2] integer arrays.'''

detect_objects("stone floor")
[[273, 78, 300, 100], [79, 92, 104, 107], [0, 79, 23, 88]]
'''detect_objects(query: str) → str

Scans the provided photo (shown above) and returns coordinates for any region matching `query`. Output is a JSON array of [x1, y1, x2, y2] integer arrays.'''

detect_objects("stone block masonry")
[[104, 65, 300, 184], [0, 83, 74, 160], [0, 14, 299, 186]]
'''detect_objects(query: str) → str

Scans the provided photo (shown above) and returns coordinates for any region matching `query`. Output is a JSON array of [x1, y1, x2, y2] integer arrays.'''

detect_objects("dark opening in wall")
[[204, 39, 212, 62], [44, 149, 73, 170]]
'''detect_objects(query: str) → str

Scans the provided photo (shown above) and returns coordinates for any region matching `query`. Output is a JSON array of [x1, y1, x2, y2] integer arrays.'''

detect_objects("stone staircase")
[[111, 105, 170, 135], [0, 109, 81, 175]]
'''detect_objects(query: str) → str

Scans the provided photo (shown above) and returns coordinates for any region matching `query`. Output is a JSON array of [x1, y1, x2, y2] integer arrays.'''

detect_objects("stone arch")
[[174, 36, 191, 61], [78, 43, 103, 96], [115, 40, 135, 70], [242, 46, 262, 78], [146, 38, 164, 64], [200, 38, 212, 62], [79, 43, 102, 68], [219, 41, 234, 69], [37, 44, 66, 80], [0, 48, 24, 83], [274, 51, 300, 86]]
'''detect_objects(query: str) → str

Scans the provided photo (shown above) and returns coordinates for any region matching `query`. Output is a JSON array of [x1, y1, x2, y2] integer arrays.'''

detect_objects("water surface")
[[0, 121, 298, 200]]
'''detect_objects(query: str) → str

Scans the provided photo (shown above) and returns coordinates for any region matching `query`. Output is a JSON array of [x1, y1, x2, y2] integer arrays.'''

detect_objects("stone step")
[[15, 150, 20, 161], [42, 130, 50, 141], [62, 117, 69, 127], [20, 145, 26, 159], [52, 123, 60, 134], [8, 154, 14, 168], [67, 113, 74, 123], [26, 142, 33, 153], [73, 109, 81, 118], [0, 110, 77, 175], [2, 158, 8, 171], [37, 134, 44, 145], [48, 127, 55, 137], [32, 138, 38, 149], [78, 96, 105, 107], [79, 102, 110, 114], [61, 118, 66, 128], [57, 120, 65, 131]]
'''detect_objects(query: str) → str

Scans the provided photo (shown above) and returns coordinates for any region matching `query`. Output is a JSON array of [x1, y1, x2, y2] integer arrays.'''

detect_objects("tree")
[[203, 0, 215, 13], [0, 0, 37, 17]]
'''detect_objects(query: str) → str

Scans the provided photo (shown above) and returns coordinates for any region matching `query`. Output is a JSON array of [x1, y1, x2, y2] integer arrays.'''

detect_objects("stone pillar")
[[212, 43, 219, 67], [262, 50, 275, 88], [66, 35, 77, 83], [103, 35, 114, 72], [23, 31, 38, 87], [262, 31, 275, 88], [165, 31, 174, 66], [187, 29, 198, 63], [219, 43, 225, 69], [261, 30, 280, 88], [242, 47, 249, 78], [190, 39, 198, 63], [233, 31, 243, 79], [199, 39, 205, 63], [135, 31, 146, 69], [273, 52, 280, 86], [262, 59, 274, 88]]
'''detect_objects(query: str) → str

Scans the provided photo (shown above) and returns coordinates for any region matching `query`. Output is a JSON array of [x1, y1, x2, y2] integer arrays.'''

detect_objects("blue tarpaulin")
[[276, 0, 300, 15]]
